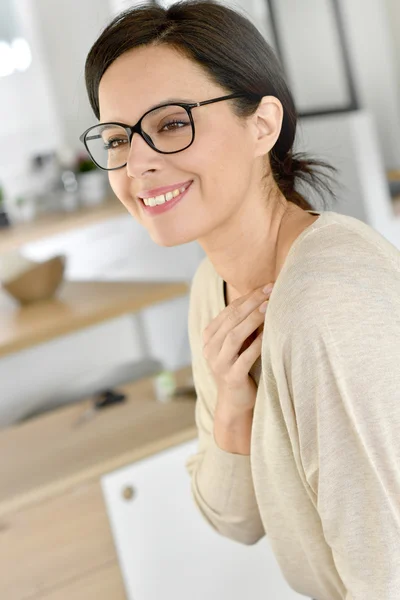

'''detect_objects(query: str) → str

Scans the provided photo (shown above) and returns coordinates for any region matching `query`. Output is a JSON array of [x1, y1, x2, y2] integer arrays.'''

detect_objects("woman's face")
[[98, 44, 261, 247]]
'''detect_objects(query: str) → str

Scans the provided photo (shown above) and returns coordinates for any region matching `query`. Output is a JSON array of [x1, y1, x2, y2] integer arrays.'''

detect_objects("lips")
[[138, 179, 193, 200], [139, 181, 193, 215]]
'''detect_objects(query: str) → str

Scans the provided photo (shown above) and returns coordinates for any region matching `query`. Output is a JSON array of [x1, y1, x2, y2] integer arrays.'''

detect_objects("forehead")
[[98, 45, 216, 122]]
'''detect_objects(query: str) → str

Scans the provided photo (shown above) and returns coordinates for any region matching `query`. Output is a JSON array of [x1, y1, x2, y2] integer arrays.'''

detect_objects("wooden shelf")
[[0, 193, 127, 254], [388, 169, 400, 181], [0, 364, 196, 517], [0, 279, 189, 358]]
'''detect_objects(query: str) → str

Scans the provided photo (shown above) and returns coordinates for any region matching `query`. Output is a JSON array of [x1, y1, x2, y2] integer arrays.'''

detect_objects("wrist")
[[215, 401, 254, 427], [214, 403, 254, 455]]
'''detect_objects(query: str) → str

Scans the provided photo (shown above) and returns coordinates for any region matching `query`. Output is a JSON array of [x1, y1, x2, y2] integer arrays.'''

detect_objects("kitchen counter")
[[0, 364, 196, 517], [0, 364, 197, 600]]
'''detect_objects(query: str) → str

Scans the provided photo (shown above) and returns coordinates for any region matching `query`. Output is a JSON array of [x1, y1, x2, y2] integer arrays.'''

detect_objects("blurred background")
[[0, 1, 399, 599], [0, 0, 399, 425]]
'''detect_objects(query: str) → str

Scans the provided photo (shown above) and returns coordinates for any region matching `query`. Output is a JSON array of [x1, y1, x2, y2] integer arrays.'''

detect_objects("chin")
[[149, 230, 196, 248]]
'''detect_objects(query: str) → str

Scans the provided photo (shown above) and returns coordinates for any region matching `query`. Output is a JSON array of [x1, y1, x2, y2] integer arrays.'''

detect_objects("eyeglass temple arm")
[[194, 93, 245, 108]]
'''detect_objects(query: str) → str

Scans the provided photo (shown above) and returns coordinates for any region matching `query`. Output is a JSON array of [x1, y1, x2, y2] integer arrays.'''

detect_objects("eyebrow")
[[99, 97, 197, 125], [151, 97, 196, 109]]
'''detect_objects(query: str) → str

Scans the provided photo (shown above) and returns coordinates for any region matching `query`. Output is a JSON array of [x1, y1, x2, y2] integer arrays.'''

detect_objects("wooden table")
[[0, 365, 197, 600], [0, 279, 189, 358]]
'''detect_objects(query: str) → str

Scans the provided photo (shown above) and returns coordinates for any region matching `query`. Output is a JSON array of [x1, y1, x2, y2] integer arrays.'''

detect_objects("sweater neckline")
[[220, 210, 326, 308]]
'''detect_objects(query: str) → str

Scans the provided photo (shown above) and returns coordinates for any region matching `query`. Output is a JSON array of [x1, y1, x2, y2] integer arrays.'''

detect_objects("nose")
[[125, 131, 161, 178]]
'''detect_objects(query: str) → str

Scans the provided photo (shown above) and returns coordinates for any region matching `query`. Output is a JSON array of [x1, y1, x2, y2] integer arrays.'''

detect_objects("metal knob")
[[122, 485, 136, 501]]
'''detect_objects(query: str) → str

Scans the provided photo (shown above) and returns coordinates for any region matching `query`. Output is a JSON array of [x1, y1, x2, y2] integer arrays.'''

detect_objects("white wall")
[[272, 0, 352, 112], [33, 0, 111, 153], [296, 110, 400, 246], [0, 0, 61, 193], [338, 0, 400, 170], [0, 0, 110, 199], [385, 0, 400, 108], [261, 0, 400, 169]]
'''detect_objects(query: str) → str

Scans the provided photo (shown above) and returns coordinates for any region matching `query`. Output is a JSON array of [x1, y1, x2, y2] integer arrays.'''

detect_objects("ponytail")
[[270, 150, 338, 210]]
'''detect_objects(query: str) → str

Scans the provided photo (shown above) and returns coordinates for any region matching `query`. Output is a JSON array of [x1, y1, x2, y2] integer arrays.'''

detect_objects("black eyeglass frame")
[[79, 93, 251, 171]]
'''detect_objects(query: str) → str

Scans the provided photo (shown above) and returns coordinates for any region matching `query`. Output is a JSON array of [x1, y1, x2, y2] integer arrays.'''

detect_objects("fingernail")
[[263, 284, 274, 295], [259, 300, 268, 313]]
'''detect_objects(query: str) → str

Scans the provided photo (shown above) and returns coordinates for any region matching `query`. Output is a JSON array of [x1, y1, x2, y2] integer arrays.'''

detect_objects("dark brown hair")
[[84, 0, 337, 210]]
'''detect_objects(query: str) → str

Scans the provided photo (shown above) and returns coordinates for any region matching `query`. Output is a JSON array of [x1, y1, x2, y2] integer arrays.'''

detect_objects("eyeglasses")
[[79, 93, 248, 171]]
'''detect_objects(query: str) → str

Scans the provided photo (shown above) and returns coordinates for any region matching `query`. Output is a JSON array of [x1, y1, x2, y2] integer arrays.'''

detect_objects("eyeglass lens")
[[85, 105, 194, 169]]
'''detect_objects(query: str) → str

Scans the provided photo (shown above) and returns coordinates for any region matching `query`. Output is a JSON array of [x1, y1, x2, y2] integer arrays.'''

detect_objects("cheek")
[[198, 127, 253, 196], [108, 172, 129, 203], [108, 171, 123, 197], [108, 171, 140, 216]]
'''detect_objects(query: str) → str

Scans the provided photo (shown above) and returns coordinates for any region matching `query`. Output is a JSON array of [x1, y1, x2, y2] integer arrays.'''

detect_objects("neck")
[[197, 184, 302, 298]]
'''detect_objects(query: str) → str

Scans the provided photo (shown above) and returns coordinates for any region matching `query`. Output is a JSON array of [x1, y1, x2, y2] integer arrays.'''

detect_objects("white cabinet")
[[101, 438, 303, 600]]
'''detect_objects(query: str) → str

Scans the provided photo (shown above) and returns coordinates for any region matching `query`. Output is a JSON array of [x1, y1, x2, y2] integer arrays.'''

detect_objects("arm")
[[284, 276, 400, 599], [213, 400, 254, 455], [185, 261, 265, 545]]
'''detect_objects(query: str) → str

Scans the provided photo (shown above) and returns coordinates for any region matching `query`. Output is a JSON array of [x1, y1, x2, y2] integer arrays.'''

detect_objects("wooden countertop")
[[0, 279, 189, 358], [0, 193, 127, 254], [0, 364, 197, 518]]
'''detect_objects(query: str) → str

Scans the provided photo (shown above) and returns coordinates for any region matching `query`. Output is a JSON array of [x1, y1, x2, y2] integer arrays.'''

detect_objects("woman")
[[80, 2, 400, 598]]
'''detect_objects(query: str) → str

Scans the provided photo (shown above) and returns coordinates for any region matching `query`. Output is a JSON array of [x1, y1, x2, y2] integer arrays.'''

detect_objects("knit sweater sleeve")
[[185, 258, 265, 545]]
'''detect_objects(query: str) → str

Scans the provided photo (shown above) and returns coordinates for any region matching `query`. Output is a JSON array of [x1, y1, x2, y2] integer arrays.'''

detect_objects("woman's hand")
[[202, 283, 274, 413]]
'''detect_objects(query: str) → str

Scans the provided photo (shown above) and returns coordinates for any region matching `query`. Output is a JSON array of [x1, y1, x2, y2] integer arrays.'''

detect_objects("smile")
[[141, 183, 191, 207], [139, 181, 193, 216]]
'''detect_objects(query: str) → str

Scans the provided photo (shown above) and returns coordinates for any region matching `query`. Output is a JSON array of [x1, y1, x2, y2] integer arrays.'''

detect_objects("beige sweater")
[[186, 210, 400, 600]]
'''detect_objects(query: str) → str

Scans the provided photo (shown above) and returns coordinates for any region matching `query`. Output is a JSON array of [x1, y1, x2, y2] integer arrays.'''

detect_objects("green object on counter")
[[153, 370, 177, 403]]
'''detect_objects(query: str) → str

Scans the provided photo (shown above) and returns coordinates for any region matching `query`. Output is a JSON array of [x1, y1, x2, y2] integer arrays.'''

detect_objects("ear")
[[251, 96, 284, 158]]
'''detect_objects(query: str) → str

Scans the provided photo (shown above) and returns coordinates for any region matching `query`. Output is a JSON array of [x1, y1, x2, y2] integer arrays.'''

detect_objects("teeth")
[[142, 184, 190, 207]]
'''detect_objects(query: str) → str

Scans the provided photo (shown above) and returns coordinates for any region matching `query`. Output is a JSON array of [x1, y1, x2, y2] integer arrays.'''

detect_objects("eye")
[[103, 137, 129, 150], [160, 119, 189, 132]]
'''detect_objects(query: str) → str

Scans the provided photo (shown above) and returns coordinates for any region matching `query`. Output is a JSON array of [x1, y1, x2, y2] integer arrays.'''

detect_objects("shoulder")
[[267, 212, 400, 341], [299, 211, 400, 271]]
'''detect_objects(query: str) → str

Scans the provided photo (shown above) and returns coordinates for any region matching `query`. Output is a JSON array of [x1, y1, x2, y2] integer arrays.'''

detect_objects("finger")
[[226, 331, 263, 386], [202, 291, 251, 346], [203, 284, 273, 345], [215, 306, 266, 366]]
